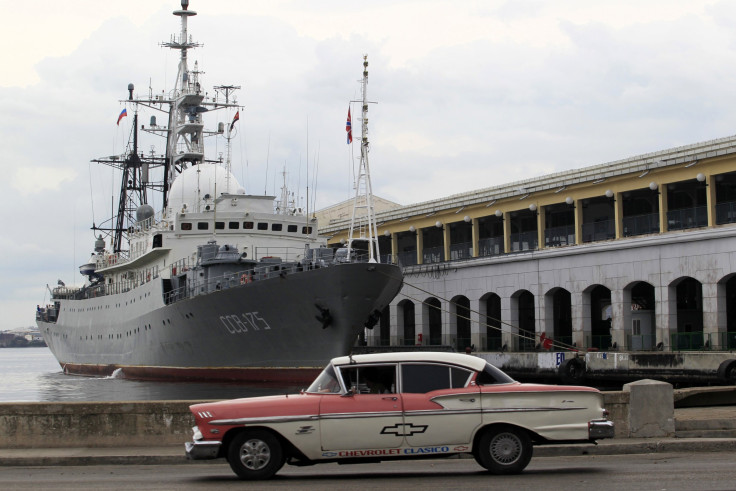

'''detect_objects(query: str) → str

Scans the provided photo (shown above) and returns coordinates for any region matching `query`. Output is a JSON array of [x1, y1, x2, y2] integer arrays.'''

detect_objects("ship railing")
[[51, 286, 82, 300], [334, 248, 398, 265], [162, 247, 394, 306], [162, 259, 317, 305], [96, 251, 129, 269], [131, 209, 173, 236], [170, 257, 194, 276], [254, 247, 306, 263], [69, 265, 163, 301]]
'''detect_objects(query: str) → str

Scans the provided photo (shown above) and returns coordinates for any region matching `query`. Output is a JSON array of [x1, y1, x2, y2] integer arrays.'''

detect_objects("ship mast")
[[346, 55, 380, 263], [214, 84, 241, 193], [161, 0, 205, 204], [91, 0, 240, 254]]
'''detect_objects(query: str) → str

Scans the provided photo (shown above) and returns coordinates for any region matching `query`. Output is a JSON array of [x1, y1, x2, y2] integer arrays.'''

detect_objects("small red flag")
[[346, 107, 352, 144], [230, 111, 239, 132]]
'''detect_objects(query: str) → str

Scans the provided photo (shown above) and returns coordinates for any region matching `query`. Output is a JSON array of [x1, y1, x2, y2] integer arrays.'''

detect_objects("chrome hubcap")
[[490, 433, 521, 465], [239, 438, 271, 470]]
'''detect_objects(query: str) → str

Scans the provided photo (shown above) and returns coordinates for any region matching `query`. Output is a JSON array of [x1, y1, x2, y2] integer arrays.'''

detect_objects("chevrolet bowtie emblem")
[[381, 423, 428, 436]]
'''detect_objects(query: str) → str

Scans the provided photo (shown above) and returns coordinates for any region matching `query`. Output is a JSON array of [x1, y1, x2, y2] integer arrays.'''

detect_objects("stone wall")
[[0, 401, 197, 448], [3, 386, 722, 448]]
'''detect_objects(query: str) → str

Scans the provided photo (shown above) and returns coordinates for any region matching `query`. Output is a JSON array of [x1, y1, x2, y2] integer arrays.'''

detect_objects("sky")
[[2, 0, 736, 329]]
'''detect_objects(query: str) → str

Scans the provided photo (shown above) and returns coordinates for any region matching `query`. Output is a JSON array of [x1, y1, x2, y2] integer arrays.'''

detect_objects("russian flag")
[[346, 107, 352, 144], [117, 108, 127, 126]]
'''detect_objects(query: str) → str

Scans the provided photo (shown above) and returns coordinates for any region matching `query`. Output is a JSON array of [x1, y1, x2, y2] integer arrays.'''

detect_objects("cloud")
[[12, 167, 77, 196], [3, 0, 736, 330]]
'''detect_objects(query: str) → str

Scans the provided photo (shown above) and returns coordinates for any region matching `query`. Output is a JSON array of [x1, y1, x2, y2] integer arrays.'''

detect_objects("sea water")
[[0, 347, 300, 402]]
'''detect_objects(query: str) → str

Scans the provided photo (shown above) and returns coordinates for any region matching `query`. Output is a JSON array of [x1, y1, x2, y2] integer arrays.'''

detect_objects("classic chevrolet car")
[[185, 352, 614, 480]]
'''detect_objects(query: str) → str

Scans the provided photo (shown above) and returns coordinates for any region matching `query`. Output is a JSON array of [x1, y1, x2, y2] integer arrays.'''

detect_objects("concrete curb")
[[535, 438, 736, 457], [2, 439, 736, 466]]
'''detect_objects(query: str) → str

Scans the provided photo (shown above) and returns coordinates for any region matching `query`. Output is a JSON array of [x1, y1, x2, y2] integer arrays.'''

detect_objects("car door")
[[319, 363, 404, 451], [400, 362, 481, 448]]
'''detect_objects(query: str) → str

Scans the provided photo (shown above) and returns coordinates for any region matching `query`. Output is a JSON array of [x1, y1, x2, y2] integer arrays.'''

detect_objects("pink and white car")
[[185, 352, 614, 480]]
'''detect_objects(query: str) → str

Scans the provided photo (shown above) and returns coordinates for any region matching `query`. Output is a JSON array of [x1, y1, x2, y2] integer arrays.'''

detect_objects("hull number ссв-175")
[[220, 312, 271, 334]]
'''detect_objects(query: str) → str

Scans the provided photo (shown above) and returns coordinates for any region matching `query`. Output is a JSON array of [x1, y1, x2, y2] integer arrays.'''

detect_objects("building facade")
[[321, 135, 736, 353]]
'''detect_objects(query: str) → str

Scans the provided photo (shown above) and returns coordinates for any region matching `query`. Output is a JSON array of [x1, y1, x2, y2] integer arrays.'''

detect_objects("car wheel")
[[227, 430, 284, 480], [475, 426, 533, 475]]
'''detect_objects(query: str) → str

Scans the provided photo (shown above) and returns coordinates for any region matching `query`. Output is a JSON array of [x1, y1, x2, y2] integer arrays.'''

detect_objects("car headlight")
[[192, 426, 203, 441]]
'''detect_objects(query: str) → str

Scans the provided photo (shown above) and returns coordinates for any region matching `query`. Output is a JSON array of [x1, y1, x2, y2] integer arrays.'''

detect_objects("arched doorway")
[[453, 296, 471, 351], [548, 288, 572, 347], [398, 300, 415, 346], [513, 290, 535, 351], [482, 293, 502, 350], [672, 277, 703, 350], [589, 285, 612, 349], [628, 281, 655, 350], [425, 297, 442, 345], [727, 276, 736, 349]]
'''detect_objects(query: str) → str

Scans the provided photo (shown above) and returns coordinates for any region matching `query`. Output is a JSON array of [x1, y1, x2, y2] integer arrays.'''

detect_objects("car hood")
[[190, 393, 320, 422]]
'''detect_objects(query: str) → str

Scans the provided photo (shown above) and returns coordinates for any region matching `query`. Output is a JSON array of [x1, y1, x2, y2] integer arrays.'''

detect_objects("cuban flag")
[[346, 107, 352, 144], [117, 108, 127, 126], [230, 110, 240, 132]]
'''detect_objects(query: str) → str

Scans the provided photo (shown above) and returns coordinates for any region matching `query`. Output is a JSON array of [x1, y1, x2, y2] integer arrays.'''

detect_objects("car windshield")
[[305, 364, 343, 393]]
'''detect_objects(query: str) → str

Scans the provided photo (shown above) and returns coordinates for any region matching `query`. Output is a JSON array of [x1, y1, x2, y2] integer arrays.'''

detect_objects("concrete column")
[[442, 299, 452, 347], [471, 218, 479, 258], [471, 298, 482, 350], [391, 233, 398, 264], [614, 191, 624, 239], [416, 229, 423, 265], [706, 174, 716, 227], [477, 297, 488, 350], [501, 294, 515, 350], [417, 300, 429, 346], [702, 281, 721, 349], [389, 302, 398, 347], [542, 291, 554, 338], [574, 200, 583, 245], [537, 205, 545, 250], [621, 287, 633, 350], [655, 284, 675, 350], [658, 183, 668, 233], [414, 299, 423, 346], [502, 212, 511, 254], [611, 288, 626, 349], [393, 301, 404, 346], [715, 280, 729, 350], [443, 224, 450, 262], [571, 290, 586, 348]]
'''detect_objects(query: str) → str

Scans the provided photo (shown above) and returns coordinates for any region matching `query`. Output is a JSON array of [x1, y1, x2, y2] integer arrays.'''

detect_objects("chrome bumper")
[[185, 440, 222, 460], [589, 419, 615, 440]]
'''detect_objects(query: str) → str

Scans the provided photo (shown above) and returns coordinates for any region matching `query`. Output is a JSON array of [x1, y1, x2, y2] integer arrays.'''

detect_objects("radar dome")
[[168, 164, 243, 212], [94, 235, 105, 253], [136, 204, 155, 222]]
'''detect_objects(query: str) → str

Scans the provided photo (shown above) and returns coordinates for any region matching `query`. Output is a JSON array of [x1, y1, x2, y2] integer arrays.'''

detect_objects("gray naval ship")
[[36, 1, 403, 383]]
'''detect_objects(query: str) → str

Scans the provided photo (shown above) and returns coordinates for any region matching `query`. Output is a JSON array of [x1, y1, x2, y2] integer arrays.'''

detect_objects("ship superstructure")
[[36, 1, 403, 382]]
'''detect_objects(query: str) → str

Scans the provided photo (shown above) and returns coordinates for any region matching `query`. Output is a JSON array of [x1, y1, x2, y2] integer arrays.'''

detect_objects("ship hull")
[[38, 262, 402, 383]]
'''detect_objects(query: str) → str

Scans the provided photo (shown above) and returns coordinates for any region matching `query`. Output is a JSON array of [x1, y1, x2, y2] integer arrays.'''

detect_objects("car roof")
[[330, 351, 487, 371]]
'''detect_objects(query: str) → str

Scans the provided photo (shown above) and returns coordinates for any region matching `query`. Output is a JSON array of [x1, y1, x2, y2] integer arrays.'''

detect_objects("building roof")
[[320, 133, 736, 234]]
